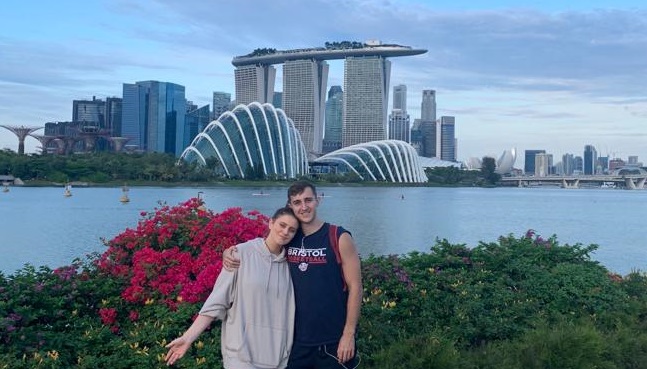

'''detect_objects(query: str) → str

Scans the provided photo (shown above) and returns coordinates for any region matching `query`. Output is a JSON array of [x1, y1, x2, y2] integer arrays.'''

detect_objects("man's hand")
[[337, 331, 356, 363], [222, 246, 240, 271]]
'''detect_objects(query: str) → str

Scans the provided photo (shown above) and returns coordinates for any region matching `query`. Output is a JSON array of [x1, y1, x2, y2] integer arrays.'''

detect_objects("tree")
[[481, 156, 501, 185]]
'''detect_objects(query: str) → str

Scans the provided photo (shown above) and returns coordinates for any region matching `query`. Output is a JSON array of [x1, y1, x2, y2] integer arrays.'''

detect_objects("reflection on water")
[[1, 186, 645, 276]]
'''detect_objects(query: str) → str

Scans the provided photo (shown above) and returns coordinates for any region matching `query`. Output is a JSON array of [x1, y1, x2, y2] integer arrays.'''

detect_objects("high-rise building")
[[105, 97, 123, 136], [524, 149, 546, 174], [574, 156, 584, 174], [562, 153, 575, 175], [282, 59, 329, 156], [234, 65, 276, 105], [388, 109, 410, 142], [388, 84, 410, 142], [410, 119, 423, 155], [323, 86, 343, 154], [628, 155, 639, 165], [421, 90, 436, 122], [342, 56, 391, 147], [598, 156, 609, 174], [272, 92, 282, 109], [416, 90, 438, 157], [547, 154, 554, 174], [328, 85, 343, 99], [534, 153, 550, 177], [185, 104, 210, 148], [392, 84, 407, 110], [72, 96, 122, 136], [439, 116, 456, 162], [584, 144, 597, 175], [212, 91, 231, 120], [419, 120, 437, 158], [121, 81, 186, 156], [73, 97, 104, 127]]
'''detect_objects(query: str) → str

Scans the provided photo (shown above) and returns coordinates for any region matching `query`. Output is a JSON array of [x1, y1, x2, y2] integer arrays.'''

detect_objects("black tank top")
[[286, 223, 349, 345]]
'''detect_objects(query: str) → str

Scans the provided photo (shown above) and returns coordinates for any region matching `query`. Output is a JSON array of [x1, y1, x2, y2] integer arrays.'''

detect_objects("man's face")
[[287, 187, 318, 225]]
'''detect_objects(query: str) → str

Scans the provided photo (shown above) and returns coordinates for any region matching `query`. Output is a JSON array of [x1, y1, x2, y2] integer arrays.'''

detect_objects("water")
[[1, 186, 645, 276]]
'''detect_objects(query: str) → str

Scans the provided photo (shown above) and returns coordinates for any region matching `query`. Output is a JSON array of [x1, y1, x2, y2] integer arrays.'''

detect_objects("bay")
[[0, 186, 645, 276]]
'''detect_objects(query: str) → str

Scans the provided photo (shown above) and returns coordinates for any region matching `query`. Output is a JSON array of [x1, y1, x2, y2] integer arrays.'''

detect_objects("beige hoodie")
[[199, 237, 295, 369]]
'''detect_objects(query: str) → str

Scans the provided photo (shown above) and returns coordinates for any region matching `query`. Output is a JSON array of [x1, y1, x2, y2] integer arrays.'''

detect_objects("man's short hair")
[[287, 180, 317, 201]]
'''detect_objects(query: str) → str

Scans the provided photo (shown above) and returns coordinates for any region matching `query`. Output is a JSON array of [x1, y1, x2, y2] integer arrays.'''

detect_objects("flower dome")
[[180, 102, 308, 179], [314, 140, 427, 183]]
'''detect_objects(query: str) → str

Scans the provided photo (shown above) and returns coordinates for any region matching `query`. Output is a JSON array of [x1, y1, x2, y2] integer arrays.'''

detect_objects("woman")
[[165, 206, 299, 368]]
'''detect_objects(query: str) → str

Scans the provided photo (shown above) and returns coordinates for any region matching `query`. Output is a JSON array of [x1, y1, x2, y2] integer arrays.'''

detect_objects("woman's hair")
[[271, 206, 297, 221]]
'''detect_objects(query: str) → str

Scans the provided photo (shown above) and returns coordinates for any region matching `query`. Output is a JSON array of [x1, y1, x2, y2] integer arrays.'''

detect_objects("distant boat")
[[64, 184, 72, 197], [2, 182, 9, 193], [601, 182, 617, 189], [120, 185, 130, 203], [252, 190, 269, 196]]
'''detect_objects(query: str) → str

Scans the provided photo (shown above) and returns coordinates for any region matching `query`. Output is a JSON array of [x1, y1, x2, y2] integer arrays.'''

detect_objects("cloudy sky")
[[2, 0, 647, 164]]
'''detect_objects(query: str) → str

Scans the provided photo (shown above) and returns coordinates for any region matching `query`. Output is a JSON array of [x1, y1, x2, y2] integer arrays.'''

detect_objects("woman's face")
[[269, 214, 299, 246]]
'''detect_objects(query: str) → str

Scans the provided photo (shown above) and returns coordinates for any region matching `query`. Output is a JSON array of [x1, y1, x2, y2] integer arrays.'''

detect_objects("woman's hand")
[[165, 336, 191, 366]]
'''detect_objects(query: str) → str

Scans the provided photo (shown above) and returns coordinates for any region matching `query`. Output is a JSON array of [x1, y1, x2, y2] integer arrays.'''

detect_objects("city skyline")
[[2, 0, 647, 163]]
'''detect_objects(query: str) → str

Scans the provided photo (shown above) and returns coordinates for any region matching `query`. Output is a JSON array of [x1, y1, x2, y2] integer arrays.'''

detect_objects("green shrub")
[[2, 204, 647, 368], [369, 333, 460, 369]]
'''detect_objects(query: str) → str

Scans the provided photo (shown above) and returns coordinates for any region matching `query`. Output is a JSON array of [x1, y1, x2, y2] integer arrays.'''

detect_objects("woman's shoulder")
[[235, 237, 263, 254]]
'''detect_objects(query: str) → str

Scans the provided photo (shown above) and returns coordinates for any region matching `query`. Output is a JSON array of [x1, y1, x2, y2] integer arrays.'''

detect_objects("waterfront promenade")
[[500, 174, 647, 189]]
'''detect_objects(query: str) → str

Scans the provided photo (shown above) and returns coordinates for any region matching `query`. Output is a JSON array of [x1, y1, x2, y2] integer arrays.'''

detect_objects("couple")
[[165, 181, 363, 369]]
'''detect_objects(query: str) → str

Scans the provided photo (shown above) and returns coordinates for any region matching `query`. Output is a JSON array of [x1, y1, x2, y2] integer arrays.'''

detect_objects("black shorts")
[[287, 342, 359, 369]]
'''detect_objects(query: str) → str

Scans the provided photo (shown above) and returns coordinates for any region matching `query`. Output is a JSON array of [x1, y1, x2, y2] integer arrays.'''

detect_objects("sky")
[[2, 0, 647, 165]]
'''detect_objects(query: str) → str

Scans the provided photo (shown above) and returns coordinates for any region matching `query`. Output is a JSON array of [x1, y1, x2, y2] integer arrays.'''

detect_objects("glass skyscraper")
[[212, 91, 231, 120], [121, 81, 186, 156], [584, 144, 598, 175], [388, 110, 410, 142], [323, 86, 343, 154], [388, 84, 410, 142], [439, 116, 456, 162], [72, 96, 122, 135], [524, 149, 546, 174], [392, 84, 407, 111], [185, 104, 210, 149], [421, 89, 436, 122], [72, 97, 104, 127]]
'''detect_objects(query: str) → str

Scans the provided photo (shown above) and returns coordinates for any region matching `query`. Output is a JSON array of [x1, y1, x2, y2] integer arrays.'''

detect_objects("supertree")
[[0, 125, 43, 154]]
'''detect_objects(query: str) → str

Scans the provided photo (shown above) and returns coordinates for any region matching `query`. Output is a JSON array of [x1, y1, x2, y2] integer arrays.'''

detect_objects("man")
[[224, 180, 362, 369]]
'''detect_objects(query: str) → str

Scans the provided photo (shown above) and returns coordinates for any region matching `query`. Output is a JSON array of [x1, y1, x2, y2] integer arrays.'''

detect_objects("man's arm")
[[336, 232, 362, 363]]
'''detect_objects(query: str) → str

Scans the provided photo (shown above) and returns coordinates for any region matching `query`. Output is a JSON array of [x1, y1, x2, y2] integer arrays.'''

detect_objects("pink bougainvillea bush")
[[97, 198, 268, 306]]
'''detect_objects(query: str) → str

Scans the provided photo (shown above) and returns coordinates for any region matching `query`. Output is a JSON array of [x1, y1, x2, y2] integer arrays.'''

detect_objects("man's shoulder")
[[327, 223, 352, 238]]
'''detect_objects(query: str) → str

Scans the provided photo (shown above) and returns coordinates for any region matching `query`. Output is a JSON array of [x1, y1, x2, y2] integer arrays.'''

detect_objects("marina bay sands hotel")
[[232, 41, 427, 157]]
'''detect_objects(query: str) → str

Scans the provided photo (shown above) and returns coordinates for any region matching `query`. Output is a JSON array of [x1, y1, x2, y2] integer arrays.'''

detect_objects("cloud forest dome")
[[314, 140, 427, 183], [180, 102, 308, 179]]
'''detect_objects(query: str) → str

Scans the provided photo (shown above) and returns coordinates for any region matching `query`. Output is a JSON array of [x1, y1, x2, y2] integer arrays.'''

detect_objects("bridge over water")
[[500, 174, 647, 190]]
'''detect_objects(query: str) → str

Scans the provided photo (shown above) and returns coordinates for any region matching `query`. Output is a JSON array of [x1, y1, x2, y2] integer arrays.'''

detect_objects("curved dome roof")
[[180, 102, 308, 179], [314, 140, 427, 183], [465, 148, 517, 174], [496, 148, 516, 174]]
